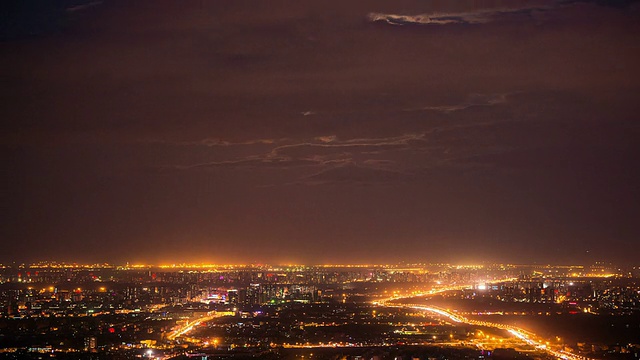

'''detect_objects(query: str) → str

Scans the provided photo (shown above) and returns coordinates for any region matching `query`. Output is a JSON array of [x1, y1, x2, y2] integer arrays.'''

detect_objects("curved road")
[[382, 298, 593, 360]]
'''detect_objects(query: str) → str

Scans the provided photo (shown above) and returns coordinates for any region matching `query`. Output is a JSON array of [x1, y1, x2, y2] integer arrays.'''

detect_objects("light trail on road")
[[166, 313, 219, 341], [372, 279, 593, 360], [396, 304, 593, 360]]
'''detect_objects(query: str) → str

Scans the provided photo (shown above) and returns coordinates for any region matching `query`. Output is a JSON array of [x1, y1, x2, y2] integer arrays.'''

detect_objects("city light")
[[0, 262, 637, 359]]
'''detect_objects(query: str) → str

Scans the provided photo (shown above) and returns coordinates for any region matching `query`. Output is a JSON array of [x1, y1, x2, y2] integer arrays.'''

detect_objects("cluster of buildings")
[[0, 262, 638, 359]]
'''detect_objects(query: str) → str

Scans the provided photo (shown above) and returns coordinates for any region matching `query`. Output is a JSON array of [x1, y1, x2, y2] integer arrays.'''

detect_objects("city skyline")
[[1, 257, 639, 358], [3, 0, 640, 265]]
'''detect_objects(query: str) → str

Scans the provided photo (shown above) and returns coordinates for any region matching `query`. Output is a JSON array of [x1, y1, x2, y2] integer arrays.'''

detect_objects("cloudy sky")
[[3, 0, 640, 264]]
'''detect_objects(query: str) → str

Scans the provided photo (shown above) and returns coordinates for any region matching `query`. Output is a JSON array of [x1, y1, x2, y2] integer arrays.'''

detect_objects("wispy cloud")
[[367, 4, 553, 26], [66, 1, 103, 13], [406, 93, 509, 114], [157, 114, 540, 185], [163, 133, 427, 175], [367, 1, 637, 28], [269, 133, 426, 157]]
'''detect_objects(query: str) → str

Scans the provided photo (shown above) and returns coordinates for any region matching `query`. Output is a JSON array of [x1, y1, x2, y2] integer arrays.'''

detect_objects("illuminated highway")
[[166, 313, 219, 341], [372, 283, 473, 305], [392, 304, 593, 360], [372, 279, 594, 360], [168, 280, 594, 360]]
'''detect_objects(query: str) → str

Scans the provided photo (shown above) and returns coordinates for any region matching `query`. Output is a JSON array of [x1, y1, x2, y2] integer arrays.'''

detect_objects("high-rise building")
[[84, 337, 97, 352]]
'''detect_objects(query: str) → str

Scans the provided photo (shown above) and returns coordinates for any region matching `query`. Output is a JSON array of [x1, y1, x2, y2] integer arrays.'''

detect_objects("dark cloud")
[[367, 0, 640, 27], [405, 93, 510, 113], [367, 5, 553, 26], [2, 0, 640, 264]]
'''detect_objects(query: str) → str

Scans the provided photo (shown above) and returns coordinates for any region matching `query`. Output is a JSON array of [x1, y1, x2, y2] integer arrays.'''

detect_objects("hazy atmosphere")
[[3, 0, 640, 264]]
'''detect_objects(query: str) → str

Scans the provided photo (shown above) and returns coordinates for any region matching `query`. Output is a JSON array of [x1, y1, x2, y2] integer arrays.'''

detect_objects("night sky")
[[3, 0, 640, 265]]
